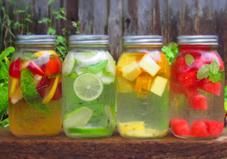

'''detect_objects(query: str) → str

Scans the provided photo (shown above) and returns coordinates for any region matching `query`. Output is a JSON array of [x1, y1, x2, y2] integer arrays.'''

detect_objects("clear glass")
[[117, 45, 170, 138], [9, 45, 62, 137], [170, 44, 225, 139], [62, 47, 116, 138]]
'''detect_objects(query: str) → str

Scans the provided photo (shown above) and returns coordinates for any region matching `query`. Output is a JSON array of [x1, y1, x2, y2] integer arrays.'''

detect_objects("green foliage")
[[185, 54, 195, 66], [197, 60, 222, 83], [161, 42, 179, 64]]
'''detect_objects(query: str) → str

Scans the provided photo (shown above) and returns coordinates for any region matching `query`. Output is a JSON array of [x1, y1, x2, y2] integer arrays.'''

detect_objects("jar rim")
[[69, 34, 109, 46], [123, 35, 163, 46], [177, 35, 218, 45], [16, 35, 56, 45]]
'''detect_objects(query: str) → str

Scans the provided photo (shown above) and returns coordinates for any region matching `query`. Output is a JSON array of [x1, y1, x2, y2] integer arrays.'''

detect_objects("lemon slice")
[[34, 50, 57, 57], [73, 73, 103, 101], [64, 107, 93, 129]]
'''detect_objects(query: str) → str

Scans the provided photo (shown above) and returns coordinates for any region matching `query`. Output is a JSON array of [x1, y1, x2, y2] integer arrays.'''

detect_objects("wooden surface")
[[0, 130, 227, 159]]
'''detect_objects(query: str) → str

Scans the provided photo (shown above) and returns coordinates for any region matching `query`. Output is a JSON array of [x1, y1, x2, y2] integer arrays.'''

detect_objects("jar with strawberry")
[[170, 35, 225, 139], [8, 35, 62, 137], [117, 36, 170, 138]]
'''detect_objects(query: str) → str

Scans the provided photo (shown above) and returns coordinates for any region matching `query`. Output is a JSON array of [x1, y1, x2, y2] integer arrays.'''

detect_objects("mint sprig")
[[185, 54, 195, 66], [161, 42, 179, 64], [197, 60, 222, 82]]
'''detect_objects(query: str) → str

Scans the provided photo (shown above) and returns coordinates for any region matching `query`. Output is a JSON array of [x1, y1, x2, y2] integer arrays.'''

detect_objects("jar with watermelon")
[[117, 36, 169, 138], [62, 35, 116, 138], [170, 35, 225, 139], [8, 35, 62, 137]]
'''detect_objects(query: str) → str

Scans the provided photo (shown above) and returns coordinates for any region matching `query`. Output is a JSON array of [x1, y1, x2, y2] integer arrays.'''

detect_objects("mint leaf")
[[20, 69, 49, 112], [185, 54, 195, 66], [209, 60, 219, 74], [161, 42, 179, 64], [209, 71, 222, 83], [197, 65, 210, 79]]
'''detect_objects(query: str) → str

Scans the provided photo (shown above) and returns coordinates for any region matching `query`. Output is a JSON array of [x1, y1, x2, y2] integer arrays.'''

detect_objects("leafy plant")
[[161, 42, 179, 64], [0, 46, 15, 127]]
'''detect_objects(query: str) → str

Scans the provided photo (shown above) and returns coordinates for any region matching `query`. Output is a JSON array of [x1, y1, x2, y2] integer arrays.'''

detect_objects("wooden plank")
[[93, 0, 108, 34], [78, 0, 94, 34], [108, 0, 123, 59], [0, 130, 227, 159]]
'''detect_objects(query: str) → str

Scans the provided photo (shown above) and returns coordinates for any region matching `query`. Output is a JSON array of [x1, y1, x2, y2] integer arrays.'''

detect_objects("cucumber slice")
[[63, 53, 76, 75], [64, 107, 93, 129]]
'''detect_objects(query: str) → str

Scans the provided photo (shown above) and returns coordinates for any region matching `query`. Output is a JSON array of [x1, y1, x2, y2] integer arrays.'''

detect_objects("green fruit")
[[64, 107, 93, 129], [63, 53, 76, 75], [73, 73, 103, 101], [87, 60, 108, 73]]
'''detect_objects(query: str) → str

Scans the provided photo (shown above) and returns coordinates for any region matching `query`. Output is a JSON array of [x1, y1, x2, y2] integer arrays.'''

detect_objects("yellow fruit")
[[121, 61, 142, 81], [139, 54, 160, 76], [150, 76, 168, 96], [134, 73, 153, 95], [9, 77, 19, 97], [125, 128, 168, 138], [34, 50, 57, 57], [118, 121, 145, 134], [157, 53, 170, 78], [42, 76, 60, 104], [117, 53, 141, 69], [10, 87, 23, 104], [117, 77, 133, 93]]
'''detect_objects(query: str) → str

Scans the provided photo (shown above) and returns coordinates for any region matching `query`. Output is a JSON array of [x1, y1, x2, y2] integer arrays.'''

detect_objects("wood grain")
[[0, 130, 227, 159]]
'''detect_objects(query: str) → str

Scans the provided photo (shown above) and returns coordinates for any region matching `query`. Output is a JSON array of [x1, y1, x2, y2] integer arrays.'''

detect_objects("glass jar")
[[170, 35, 225, 139], [117, 35, 170, 138], [62, 35, 116, 138], [9, 35, 62, 137]]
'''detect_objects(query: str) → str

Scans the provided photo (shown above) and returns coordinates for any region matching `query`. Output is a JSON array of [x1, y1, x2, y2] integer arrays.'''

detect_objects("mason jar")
[[170, 35, 225, 139], [117, 35, 170, 138], [9, 35, 62, 137], [62, 35, 116, 138]]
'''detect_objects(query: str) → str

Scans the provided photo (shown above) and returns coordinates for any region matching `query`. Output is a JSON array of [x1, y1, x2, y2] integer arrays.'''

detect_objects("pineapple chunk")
[[118, 121, 145, 134], [150, 76, 168, 96], [139, 54, 160, 76], [117, 77, 133, 93], [121, 61, 142, 81]]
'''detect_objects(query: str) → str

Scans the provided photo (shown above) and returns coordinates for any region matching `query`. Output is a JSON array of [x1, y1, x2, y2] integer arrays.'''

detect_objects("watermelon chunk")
[[189, 94, 208, 111], [177, 68, 198, 88], [205, 120, 224, 137], [191, 120, 209, 137], [200, 79, 221, 96], [170, 118, 191, 136]]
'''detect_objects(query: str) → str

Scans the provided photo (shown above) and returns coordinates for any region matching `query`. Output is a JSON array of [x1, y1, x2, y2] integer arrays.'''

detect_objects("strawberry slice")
[[9, 59, 21, 78], [200, 79, 221, 96], [189, 94, 208, 111], [43, 57, 62, 76], [170, 118, 191, 136], [28, 61, 44, 76], [36, 76, 51, 97], [205, 120, 224, 137], [191, 120, 209, 137]]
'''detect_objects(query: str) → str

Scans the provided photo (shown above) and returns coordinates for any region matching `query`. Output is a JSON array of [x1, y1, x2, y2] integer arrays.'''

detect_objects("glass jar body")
[[9, 45, 62, 137], [170, 44, 225, 139], [62, 47, 116, 138], [117, 45, 170, 138]]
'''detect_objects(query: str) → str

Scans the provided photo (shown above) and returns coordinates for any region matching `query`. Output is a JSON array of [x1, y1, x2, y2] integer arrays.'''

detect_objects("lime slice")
[[64, 107, 93, 129], [63, 53, 76, 75], [73, 73, 103, 101]]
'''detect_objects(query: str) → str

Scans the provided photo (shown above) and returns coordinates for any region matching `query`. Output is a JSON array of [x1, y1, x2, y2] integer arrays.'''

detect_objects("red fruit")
[[27, 61, 44, 76], [184, 88, 198, 98], [9, 59, 21, 78], [174, 56, 187, 73], [201, 52, 224, 71], [177, 69, 198, 88], [189, 94, 208, 111], [200, 79, 221, 96], [170, 118, 191, 136], [53, 83, 62, 100], [191, 120, 209, 137], [205, 120, 224, 137], [36, 76, 51, 97], [43, 57, 62, 76]]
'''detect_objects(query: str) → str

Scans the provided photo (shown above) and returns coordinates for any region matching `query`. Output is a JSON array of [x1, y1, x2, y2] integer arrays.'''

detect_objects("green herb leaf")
[[209, 60, 219, 74], [20, 69, 49, 113], [185, 54, 195, 66], [197, 65, 210, 80], [161, 42, 179, 64], [209, 71, 222, 83]]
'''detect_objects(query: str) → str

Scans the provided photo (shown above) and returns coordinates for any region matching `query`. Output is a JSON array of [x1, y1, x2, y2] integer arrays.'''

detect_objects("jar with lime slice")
[[117, 36, 169, 138], [62, 35, 116, 138], [8, 35, 62, 137]]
